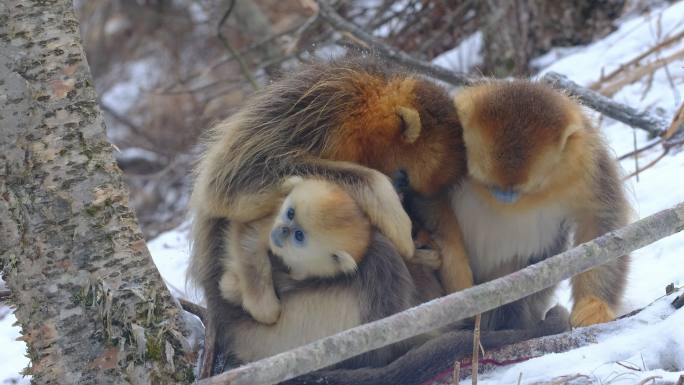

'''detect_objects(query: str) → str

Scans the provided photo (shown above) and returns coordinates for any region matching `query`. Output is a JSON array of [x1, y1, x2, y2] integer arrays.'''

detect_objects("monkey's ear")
[[332, 251, 358, 273], [396, 106, 421, 143], [560, 122, 582, 150], [281, 176, 304, 194]]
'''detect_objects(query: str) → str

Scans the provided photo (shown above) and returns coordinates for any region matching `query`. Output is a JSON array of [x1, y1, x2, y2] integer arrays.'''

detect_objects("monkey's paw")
[[410, 249, 442, 269], [570, 296, 615, 327], [243, 292, 281, 325]]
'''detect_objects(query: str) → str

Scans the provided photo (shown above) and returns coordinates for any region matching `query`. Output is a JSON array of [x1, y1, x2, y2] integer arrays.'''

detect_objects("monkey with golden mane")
[[449, 80, 631, 328], [189, 56, 471, 377]]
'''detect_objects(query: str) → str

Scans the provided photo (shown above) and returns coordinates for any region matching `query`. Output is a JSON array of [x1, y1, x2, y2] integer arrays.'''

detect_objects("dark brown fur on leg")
[[280, 305, 570, 385]]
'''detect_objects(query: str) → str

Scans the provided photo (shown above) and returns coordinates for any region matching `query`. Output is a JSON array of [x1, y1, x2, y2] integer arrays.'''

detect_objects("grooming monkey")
[[189, 56, 467, 377], [451, 80, 630, 328], [218, 177, 372, 324]]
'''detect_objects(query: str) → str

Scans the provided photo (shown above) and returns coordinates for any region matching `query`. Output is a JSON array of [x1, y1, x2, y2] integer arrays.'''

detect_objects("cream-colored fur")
[[451, 180, 569, 282], [231, 287, 362, 363], [220, 177, 372, 323]]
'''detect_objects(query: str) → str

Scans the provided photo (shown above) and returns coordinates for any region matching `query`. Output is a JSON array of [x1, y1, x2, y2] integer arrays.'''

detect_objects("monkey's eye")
[[286, 207, 295, 220], [293, 229, 306, 246]]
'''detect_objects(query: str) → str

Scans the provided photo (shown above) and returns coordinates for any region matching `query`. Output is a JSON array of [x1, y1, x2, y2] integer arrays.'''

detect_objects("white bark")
[[0, 1, 196, 383]]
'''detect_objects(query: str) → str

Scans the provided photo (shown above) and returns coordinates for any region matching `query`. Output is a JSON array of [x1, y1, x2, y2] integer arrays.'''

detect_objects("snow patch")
[[432, 32, 483, 73]]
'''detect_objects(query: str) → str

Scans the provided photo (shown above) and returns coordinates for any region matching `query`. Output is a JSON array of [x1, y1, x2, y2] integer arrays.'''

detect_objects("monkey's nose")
[[489, 187, 520, 204], [270, 226, 289, 248]]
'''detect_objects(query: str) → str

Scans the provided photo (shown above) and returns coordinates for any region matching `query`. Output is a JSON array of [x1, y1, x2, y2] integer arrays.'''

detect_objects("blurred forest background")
[[73, 0, 669, 239]]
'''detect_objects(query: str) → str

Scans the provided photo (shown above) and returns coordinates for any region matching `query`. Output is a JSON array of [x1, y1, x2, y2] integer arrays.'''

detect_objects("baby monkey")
[[219, 177, 371, 324]]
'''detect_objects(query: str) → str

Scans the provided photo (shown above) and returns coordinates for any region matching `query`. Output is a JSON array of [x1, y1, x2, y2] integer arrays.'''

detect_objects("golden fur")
[[218, 177, 373, 324], [454, 80, 630, 327], [189, 57, 469, 375]]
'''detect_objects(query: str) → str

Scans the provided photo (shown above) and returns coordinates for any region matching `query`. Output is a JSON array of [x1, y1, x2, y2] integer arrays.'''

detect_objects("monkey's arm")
[[223, 157, 416, 259], [570, 149, 631, 327], [298, 158, 415, 258], [281, 305, 570, 385], [434, 196, 473, 293], [224, 219, 281, 325]]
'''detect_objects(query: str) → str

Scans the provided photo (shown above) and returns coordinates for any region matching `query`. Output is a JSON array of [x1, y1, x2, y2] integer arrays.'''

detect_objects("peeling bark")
[[0, 1, 196, 383]]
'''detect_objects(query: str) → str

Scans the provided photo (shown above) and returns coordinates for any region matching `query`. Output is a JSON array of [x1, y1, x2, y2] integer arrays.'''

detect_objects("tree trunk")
[[480, 0, 625, 76], [0, 1, 197, 383]]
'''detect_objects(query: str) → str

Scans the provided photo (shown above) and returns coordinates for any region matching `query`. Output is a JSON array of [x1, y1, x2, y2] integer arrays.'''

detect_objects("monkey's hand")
[[242, 290, 282, 325], [408, 230, 441, 269], [570, 295, 615, 327], [362, 170, 414, 259], [411, 249, 441, 269]]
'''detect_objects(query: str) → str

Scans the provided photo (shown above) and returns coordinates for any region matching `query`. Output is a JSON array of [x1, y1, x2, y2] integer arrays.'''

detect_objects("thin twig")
[[472, 314, 481, 385], [217, 0, 259, 90], [591, 29, 684, 90], [635, 375, 662, 385], [198, 201, 684, 385], [598, 49, 684, 98], [624, 148, 669, 180], [664, 102, 684, 140], [516, 372, 523, 385], [633, 129, 640, 182], [452, 361, 461, 385], [618, 139, 662, 161], [179, 298, 207, 325], [316, 0, 474, 86]]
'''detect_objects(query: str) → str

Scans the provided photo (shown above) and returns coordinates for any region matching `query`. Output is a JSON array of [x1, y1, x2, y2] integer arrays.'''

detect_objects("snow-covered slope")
[[1, 2, 683, 383]]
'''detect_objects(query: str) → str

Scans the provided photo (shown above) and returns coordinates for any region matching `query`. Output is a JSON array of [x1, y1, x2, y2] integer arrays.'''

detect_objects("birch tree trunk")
[[0, 1, 196, 383]]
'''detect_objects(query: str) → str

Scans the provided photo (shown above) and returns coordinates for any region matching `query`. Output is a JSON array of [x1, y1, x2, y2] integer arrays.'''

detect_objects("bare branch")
[[199, 201, 684, 385], [541, 72, 669, 137], [472, 314, 481, 385], [316, 0, 474, 86], [179, 298, 207, 325], [217, 0, 259, 90]]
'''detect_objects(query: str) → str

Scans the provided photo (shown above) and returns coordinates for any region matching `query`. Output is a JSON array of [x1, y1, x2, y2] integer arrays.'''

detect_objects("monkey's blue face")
[[489, 187, 521, 204], [270, 206, 307, 248]]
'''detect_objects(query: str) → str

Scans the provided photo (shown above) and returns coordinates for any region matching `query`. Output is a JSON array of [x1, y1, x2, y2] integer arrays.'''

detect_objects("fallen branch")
[[316, 0, 474, 86], [541, 72, 669, 138], [198, 201, 684, 385]]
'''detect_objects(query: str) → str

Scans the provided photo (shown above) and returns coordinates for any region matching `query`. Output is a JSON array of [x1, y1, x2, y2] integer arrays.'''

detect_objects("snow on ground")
[[432, 32, 483, 74], [0, 306, 29, 385], [472, 2, 684, 383], [1, 2, 683, 383]]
